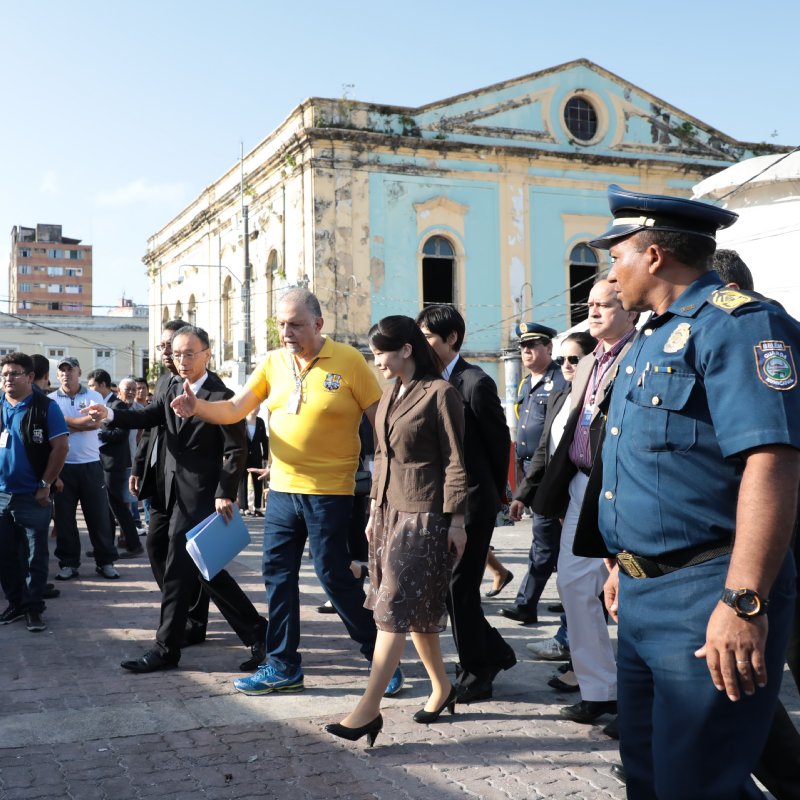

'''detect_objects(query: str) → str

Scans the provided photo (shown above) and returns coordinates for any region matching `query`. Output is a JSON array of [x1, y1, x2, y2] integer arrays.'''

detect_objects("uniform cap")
[[516, 322, 557, 343], [588, 184, 738, 249]]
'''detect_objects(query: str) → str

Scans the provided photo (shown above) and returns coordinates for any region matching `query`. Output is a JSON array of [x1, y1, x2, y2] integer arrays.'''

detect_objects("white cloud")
[[41, 170, 58, 194], [95, 179, 188, 208]]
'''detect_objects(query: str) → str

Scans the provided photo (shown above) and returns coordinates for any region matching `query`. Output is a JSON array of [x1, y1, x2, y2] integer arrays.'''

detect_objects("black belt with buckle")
[[616, 538, 733, 579]]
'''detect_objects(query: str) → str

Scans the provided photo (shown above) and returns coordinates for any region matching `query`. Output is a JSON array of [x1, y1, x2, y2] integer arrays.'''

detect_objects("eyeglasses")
[[555, 355, 581, 366], [1, 371, 28, 381], [155, 342, 172, 352], [171, 348, 209, 362], [519, 340, 546, 351]]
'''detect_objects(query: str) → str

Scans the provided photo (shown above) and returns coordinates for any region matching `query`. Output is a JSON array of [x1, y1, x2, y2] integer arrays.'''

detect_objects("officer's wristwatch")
[[720, 587, 769, 620], [38, 479, 50, 490]]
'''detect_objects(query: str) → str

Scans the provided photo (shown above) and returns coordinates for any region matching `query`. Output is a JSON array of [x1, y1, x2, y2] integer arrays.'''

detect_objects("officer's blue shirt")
[[0, 392, 68, 495], [515, 362, 567, 462], [599, 271, 800, 557]]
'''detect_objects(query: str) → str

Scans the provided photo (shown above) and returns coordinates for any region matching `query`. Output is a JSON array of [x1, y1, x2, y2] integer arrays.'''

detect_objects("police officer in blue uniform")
[[500, 322, 566, 623], [590, 185, 800, 799]]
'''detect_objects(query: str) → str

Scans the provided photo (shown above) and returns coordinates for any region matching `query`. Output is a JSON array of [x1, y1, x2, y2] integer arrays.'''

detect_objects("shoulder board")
[[708, 288, 758, 315]]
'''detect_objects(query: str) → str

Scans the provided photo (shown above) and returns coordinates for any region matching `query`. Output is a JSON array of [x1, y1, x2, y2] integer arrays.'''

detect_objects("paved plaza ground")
[[1, 514, 797, 799]]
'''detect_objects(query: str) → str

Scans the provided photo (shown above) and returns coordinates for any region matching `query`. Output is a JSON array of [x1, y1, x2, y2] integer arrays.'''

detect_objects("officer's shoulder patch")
[[709, 288, 756, 314], [754, 340, 797, 391]]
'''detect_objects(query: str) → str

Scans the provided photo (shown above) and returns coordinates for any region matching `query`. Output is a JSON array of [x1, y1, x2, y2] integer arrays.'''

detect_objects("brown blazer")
[[371, 377, 467, 515]]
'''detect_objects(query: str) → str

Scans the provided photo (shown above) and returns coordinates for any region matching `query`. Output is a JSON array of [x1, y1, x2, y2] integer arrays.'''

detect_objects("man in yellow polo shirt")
[[171, 288, 404, 696]]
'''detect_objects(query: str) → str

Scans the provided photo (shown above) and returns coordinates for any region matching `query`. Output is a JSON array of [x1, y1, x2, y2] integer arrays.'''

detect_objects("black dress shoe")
[[559, 699, 618, 724], [609, 762, 626, 783], [42, 583, 60, 599], [121, 649, 179, 673], [602, 716, 619, 740], [316, 600, 337, 614], [484, 570, 514, 598], [547, 674, 580, 693], [499, 606, 538, 624], [240, 641, 266, 671], [547, 603, 565, 613], [455, 677, 493, 704]]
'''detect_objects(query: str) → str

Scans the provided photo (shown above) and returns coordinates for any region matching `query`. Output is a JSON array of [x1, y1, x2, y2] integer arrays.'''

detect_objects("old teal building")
[[145, 59, 770, 395]]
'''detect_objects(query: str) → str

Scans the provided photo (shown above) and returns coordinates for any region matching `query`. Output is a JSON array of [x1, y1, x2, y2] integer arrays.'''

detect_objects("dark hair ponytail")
[[368, 315, 443, 379]]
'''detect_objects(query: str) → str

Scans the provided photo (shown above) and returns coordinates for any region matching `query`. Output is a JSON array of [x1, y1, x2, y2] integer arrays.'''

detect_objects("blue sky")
[[2, 0, 797, 311]]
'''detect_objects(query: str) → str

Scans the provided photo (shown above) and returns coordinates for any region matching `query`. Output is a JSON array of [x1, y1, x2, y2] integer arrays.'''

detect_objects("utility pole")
[[241, 143, 252, 375]]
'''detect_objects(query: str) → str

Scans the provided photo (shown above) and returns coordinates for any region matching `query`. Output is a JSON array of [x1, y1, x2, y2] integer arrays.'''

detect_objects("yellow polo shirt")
[[245, 337, 381, 495]]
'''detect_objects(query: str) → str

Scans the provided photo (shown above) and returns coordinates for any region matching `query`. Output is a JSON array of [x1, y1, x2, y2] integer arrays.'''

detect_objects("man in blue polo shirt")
[[591, 185, 800, 799], [0, 353, 68, 632]]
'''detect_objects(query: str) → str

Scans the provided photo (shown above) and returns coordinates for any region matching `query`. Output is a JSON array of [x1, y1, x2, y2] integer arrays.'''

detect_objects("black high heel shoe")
[[325, 714, 383, 747], [413, 685, 457, 723]]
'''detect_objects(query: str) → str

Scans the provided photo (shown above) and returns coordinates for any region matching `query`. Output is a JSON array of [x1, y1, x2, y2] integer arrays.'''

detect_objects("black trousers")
[[237, 471, 264, 511], [54, 461, 117, 568], [145, 498, 209, 633], [154, 495, 265, 659], [447, 511, 515, 682], [513, 512, 562, 613], [104, 468, 140, 551]]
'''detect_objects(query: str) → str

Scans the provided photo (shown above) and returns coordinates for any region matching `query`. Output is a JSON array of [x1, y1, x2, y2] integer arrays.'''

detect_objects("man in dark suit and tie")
[[129, 319, 214, 657], [417, 305, 516, 702], [85, 325, 266, 673]]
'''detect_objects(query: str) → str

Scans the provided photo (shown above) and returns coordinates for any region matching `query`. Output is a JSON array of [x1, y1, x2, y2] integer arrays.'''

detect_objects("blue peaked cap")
[[588, 184, 738, 249]]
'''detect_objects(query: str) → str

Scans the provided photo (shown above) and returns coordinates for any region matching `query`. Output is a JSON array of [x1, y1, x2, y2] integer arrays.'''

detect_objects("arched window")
[[222, 276, 233, 361], [188, 294, 197, 326], [568, 243, 599, 326], [266, 250, 278, 321], [174, 300, 183, 320], [421, 235, 455, 306], [161, 306, 169, 326]]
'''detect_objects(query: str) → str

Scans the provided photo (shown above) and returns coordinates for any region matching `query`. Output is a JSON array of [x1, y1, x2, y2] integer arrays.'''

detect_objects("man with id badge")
[[0, 353, 68, 632], [169, 289, 404, 698], [516, 278, 637, 726]]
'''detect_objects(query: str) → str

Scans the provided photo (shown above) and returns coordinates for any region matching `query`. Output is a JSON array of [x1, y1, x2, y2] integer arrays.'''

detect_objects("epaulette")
[[707, 287, 759, 315]]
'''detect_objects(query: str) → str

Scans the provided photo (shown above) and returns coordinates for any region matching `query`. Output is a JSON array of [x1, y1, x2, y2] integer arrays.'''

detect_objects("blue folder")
[[185, 506, 251, 580]]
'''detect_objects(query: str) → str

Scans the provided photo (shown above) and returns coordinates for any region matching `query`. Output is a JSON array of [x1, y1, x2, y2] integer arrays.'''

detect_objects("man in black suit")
[[86, 369, 144, 558], [86, 325, 266, 673], [129, 320, 213, 655], [417, 305, 516, 702]]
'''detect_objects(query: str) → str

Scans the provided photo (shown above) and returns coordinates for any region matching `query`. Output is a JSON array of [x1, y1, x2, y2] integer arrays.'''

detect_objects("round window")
[[564, 96, 598, 142]]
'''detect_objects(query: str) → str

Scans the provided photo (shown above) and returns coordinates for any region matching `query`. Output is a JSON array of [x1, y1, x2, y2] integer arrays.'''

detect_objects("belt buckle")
[[617, 551, 647, 579]]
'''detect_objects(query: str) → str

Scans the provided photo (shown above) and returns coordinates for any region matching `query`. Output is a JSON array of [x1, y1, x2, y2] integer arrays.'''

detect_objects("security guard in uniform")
[[590, 185, 800, 799], [501, 322, 566, 623]]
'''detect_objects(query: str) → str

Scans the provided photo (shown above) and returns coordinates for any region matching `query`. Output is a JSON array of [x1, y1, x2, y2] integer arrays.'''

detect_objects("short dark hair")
[[633, 230, 715, 270], [562, 331, 597, 355], [134, 376, 147, 385], [163, 318, 187, 333], [87, 368, 112, 387], [173, 324, 211, 350], [368, 315, 443, 379], [415, 305, 466, 352], [0, 352, 33, 374], [713, 249, 754, 291], [30, 353, 50, 381]]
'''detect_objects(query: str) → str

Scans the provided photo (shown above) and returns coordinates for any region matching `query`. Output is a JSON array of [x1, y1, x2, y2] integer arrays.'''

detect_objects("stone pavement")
[[1, 515, 797, 800]]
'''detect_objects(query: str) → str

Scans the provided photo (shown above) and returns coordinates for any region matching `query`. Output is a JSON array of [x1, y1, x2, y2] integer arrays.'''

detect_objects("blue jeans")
[[618, 554, 796, 799], [263, 491, 376, 671], [0, 492, 53, 612]]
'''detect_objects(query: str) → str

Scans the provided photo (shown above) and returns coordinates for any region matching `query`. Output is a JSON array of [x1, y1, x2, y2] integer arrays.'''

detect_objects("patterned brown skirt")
[[364, 503, 455, 634]]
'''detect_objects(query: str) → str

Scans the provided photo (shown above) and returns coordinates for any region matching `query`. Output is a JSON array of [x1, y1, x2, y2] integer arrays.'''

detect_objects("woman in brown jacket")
[[325, 315, 468, 747]]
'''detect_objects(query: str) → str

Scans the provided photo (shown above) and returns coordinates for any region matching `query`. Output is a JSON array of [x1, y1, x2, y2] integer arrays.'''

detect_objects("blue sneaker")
[[384, 665, 405, 697], [233, 663, 305, 695]]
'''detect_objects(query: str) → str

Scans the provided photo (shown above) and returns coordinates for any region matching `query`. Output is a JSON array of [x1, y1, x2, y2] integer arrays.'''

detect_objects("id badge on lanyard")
[[580, 405, 593, 428]]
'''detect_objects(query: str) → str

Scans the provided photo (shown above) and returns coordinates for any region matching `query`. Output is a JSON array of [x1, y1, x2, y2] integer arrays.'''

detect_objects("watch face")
[[735, 592, 760, 616]]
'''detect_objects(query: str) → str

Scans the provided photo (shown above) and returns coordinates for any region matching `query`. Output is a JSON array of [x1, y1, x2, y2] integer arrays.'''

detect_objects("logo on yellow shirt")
[[323, 373, 342, 391]]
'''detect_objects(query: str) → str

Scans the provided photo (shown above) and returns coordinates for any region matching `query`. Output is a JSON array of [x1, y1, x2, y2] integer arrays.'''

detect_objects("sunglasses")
[[555, 355, 581, 366]]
